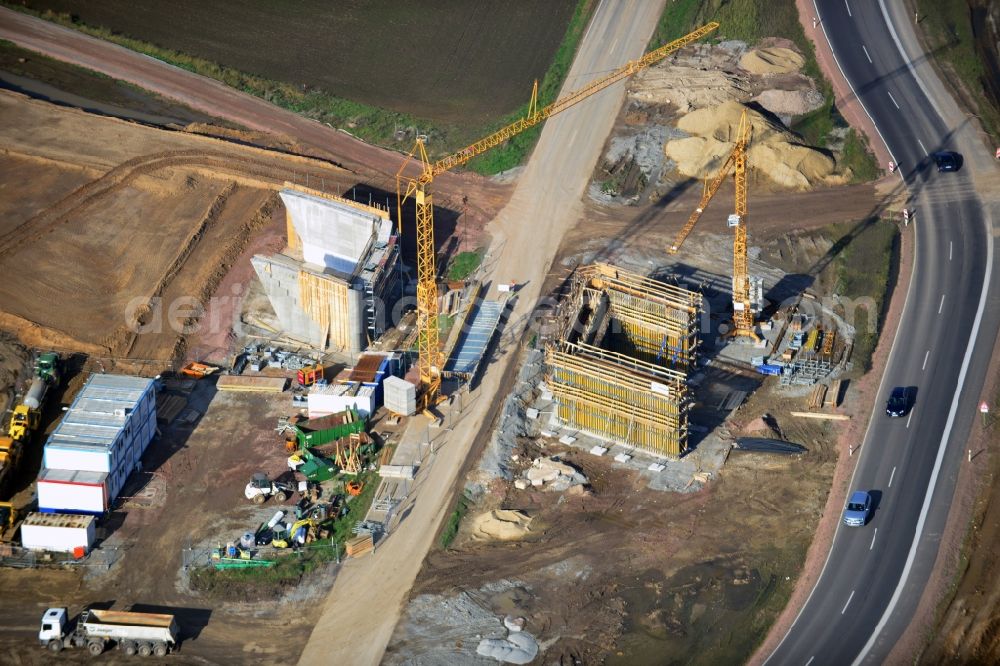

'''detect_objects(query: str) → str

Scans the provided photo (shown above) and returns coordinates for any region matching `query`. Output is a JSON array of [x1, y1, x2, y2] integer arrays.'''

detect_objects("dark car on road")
[[843, 490, 872, 527], [886, 386, 912, 417], [933, 151, 962, 172]]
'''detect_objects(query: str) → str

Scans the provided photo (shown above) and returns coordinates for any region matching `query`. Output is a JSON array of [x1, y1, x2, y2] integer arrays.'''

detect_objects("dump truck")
[[39, 607, 179, 657], [8, 352, 60, 442]]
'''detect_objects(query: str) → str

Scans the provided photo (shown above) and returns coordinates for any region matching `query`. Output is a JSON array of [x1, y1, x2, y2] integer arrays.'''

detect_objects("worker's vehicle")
[[38, 607, 178, 657], [885, 386, 913, 418], [932, 151, 962, 172], [244, 472, 295, 504], [842, 490, 872, 527], [0, 437, 23, 497], [8, 352, 60, 442]]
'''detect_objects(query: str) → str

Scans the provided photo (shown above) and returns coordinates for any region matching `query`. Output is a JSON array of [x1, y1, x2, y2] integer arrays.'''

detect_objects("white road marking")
[[857, 5, 997, 654], [906, 412, 914, 428], [918, 138, 928, 155], [870, 528, 878, 550], [939, 294, 946, 313], [806, 658, 815, 666], [950, 241, 953, 261], [922, 350, 929, 370], [845, 0, 853, 17], [842, 589, 855, 614], [887, 91, 900, 109], [862, 45, 872, 63], [609, 38, 619, 55], [889, 466, 896, 488]]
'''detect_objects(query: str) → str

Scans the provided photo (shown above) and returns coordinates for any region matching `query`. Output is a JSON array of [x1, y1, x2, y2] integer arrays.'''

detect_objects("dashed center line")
[[805, 657, 815, 666], [889, 466, 896, 488], [887, 91, 900, 109], [922, 350, 930, 370], [939, 294, 946, 313], [842, 589, 856, 614], [906, 411, 914, 428], [918, 138, 928, 154], [950, 241, 953, 261], [870, 528, 878, 550], [845, 0, 853, 17], [862, 44, 872, 63]]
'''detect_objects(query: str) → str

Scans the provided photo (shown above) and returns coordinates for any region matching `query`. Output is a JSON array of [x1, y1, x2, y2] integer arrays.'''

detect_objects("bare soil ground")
[[0, 382, 330, 664], [0, 90, 364, 362], [384, 168, 891, 663]]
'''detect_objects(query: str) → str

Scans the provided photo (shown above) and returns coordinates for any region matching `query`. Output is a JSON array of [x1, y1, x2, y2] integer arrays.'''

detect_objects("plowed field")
[[19, 0, 578, 127]]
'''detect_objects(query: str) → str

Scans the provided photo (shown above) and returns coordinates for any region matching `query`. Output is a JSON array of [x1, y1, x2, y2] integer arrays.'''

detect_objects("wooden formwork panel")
[[298, 271, 353, 351]]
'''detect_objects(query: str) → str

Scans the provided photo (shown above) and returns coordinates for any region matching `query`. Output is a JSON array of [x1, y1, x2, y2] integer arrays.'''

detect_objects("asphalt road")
[[767, 2, 1000, 664]]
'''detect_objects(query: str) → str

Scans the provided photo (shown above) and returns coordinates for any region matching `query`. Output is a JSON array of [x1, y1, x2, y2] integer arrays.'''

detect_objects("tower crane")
[[396, 22, 720, 409], [666, 108, 757, 341]]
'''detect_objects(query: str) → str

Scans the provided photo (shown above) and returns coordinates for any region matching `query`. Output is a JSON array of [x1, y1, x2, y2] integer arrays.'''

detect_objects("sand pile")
[[664, 101, 835, 189], [753, 88, 825, 117], [630, 66, 750, 113], [471, 510, 533, 541], [740, 47, 805, 74]]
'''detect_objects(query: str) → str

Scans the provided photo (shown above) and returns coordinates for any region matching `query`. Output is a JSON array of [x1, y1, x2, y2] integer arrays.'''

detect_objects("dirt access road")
[[0, 6, 510, 221], [297, 1, 670, 663]]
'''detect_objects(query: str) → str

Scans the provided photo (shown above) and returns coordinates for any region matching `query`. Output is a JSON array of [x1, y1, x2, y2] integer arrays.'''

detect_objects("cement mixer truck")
[[7, 352, 59, 442]]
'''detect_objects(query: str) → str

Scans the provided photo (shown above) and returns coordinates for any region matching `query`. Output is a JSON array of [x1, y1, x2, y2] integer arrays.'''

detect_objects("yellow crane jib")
[[396, 22, 720, 408]]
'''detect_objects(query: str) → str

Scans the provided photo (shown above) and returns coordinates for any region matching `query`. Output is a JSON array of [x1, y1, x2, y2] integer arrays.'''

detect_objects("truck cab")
[[38, 607, 68, 646], [8, 406, 37, 442]]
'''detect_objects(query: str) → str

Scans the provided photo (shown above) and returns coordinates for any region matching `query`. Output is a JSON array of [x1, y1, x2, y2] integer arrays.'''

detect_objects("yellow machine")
[[667, 108, 757, 341], [396, 23, 720, 409]]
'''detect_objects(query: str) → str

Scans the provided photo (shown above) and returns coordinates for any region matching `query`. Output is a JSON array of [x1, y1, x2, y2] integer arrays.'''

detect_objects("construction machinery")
[[38, 607, 178, 657], [0, 437, 22, 498], [667, 108, 758, 341], [396, 23, 720, 410], [244, 472, 296, 504], [8, 352, 60, 442]]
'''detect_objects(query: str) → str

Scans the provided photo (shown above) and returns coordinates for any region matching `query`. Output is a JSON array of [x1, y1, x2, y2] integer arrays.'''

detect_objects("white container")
[[308, 384, 375, 418], [37, 468, 109, 514], [44, 445, 111, 473], [20, 512, 95, 553], [383, 376, 416, 416]]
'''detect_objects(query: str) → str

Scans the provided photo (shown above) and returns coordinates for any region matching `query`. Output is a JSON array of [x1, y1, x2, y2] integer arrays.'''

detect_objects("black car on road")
[[886, 386, 914, 417], [932, 151, 962, 172]]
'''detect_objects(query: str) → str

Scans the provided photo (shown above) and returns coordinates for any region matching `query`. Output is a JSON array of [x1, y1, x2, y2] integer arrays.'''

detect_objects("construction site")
[[0, 6, 923, 666]]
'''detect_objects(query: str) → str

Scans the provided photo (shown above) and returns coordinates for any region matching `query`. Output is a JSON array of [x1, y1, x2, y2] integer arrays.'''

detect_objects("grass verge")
[[446, 249, 485, 281], [832, 218, 898, 373], [5, 1, 595, 175], [915, 0, 1000, 144], [439, 491, 472, 549]]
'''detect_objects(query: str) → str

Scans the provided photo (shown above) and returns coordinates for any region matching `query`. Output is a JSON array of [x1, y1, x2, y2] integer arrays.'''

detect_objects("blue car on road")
[[843, 490, 872, 527]]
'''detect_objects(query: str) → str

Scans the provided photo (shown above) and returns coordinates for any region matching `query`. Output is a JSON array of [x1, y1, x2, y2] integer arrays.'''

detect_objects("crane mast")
[[397, 22, 720, 409], [667, 108, 757, 341]]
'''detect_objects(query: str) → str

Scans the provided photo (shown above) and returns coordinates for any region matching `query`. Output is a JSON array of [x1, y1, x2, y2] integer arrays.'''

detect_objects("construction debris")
[[471, 510, 533, 541]]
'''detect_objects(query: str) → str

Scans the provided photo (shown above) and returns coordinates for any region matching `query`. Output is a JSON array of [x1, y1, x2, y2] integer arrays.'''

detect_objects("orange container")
[[72, 546, 85, 559]]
